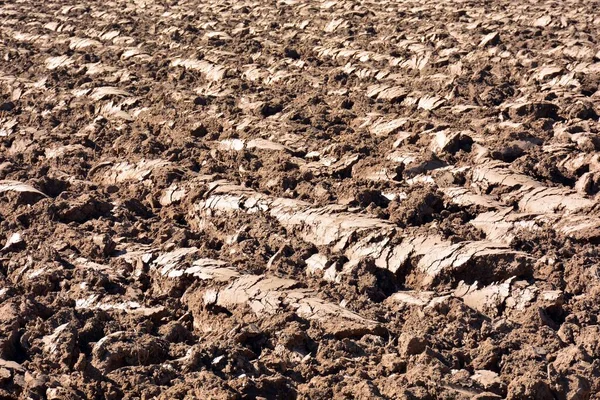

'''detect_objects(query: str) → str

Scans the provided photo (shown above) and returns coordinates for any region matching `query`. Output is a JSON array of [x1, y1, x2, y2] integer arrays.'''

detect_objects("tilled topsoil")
[[1, 0, 600, 398]]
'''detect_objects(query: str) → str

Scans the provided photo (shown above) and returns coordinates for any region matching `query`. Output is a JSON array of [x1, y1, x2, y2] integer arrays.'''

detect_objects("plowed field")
[[1, 0, 600, 398]]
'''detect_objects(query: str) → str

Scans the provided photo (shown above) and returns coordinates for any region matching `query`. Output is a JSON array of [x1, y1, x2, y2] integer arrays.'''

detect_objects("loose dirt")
[[1, 0, 600, 398]]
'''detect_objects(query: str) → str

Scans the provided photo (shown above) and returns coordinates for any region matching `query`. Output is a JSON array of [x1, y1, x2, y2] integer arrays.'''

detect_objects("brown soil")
[[1, 0, 600, 399]]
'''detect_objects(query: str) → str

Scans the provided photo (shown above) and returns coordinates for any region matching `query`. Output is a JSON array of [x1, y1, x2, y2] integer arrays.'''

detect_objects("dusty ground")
[[1, 0, 600, 398]]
